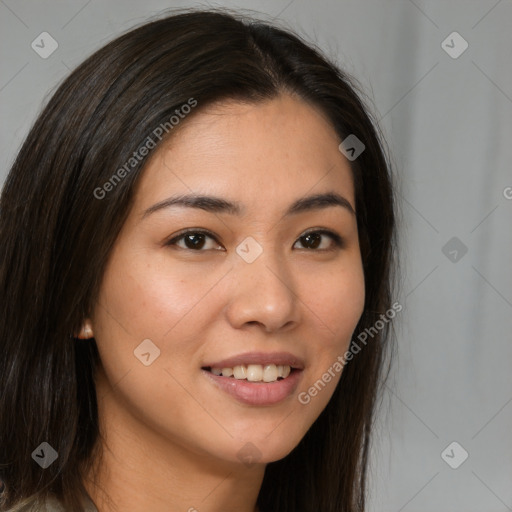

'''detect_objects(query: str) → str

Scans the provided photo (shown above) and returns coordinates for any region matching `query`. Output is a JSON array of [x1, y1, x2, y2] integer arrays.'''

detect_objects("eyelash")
[[165, 228, 344, 252]]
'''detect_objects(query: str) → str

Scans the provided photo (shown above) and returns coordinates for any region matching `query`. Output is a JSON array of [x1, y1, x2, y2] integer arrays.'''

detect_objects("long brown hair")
[[0, 8, 397, 511]]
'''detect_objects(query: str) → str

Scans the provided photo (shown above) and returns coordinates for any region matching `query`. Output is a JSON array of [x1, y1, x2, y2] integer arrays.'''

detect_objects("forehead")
[[132, 94, 355, 218]]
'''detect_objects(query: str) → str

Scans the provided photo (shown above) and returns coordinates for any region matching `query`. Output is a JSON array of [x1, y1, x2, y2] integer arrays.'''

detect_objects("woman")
[[0, 8, 397, 512]]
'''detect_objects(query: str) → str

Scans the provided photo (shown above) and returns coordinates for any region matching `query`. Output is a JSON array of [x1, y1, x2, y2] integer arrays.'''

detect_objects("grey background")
[[1, 1, 511, 511]]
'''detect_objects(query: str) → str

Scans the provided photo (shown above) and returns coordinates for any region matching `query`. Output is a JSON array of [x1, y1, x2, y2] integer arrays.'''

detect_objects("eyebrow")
[[141, 191, 355, 220]]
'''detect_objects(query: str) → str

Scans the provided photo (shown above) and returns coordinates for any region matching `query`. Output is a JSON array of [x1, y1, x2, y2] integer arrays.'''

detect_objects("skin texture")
[[82, 93, 366, 512]]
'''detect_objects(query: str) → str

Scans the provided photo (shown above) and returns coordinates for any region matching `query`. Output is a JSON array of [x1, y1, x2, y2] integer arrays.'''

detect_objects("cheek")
[[94, 249, 216, 344], [305, 263, 365, 343], [91, 248, 231, 403]]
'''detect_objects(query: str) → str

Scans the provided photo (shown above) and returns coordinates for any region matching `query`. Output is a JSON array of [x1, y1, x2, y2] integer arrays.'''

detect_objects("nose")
[[224, 246, 300, 333]]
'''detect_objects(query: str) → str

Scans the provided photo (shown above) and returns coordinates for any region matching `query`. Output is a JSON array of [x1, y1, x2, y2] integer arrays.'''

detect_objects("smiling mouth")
[[202, 364, 293, 383]]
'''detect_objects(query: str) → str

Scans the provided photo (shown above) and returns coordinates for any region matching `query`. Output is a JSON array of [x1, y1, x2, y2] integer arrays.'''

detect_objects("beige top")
[[7, 494, 98, 512]]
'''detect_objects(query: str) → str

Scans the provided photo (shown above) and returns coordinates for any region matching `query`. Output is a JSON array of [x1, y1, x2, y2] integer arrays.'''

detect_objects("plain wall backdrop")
[[1, 1, 511, 511]]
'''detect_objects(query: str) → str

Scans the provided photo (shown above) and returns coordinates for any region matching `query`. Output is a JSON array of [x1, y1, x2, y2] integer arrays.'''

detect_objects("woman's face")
[[90, 93, 365, 466]]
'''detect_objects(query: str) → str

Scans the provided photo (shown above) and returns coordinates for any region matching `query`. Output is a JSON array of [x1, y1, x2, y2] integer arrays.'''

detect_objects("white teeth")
[[233, 365, 247, 379], [221, 367, 233, 377], [209, 364, 292, 382], [263, 364, 278, 382], [246, 364, 263, 382]]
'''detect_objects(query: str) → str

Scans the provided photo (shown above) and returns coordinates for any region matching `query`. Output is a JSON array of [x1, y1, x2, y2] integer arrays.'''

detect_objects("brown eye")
[[166, 230, 223, 251], [294, 230, 343, 251]]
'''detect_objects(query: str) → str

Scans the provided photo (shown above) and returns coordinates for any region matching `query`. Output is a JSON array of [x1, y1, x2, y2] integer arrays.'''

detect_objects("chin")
[[227, 426, 306, 465]]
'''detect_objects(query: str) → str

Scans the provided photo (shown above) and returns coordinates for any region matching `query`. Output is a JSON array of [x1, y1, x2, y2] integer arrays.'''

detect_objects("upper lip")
[[203, 351, 305, 370]]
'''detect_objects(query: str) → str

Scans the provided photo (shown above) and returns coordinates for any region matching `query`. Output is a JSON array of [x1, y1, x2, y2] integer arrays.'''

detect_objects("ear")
[[75, 318, 94, 339]]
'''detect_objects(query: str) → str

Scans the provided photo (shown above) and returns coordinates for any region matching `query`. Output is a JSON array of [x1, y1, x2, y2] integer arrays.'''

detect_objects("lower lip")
[[202, 369, 303, 406]]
